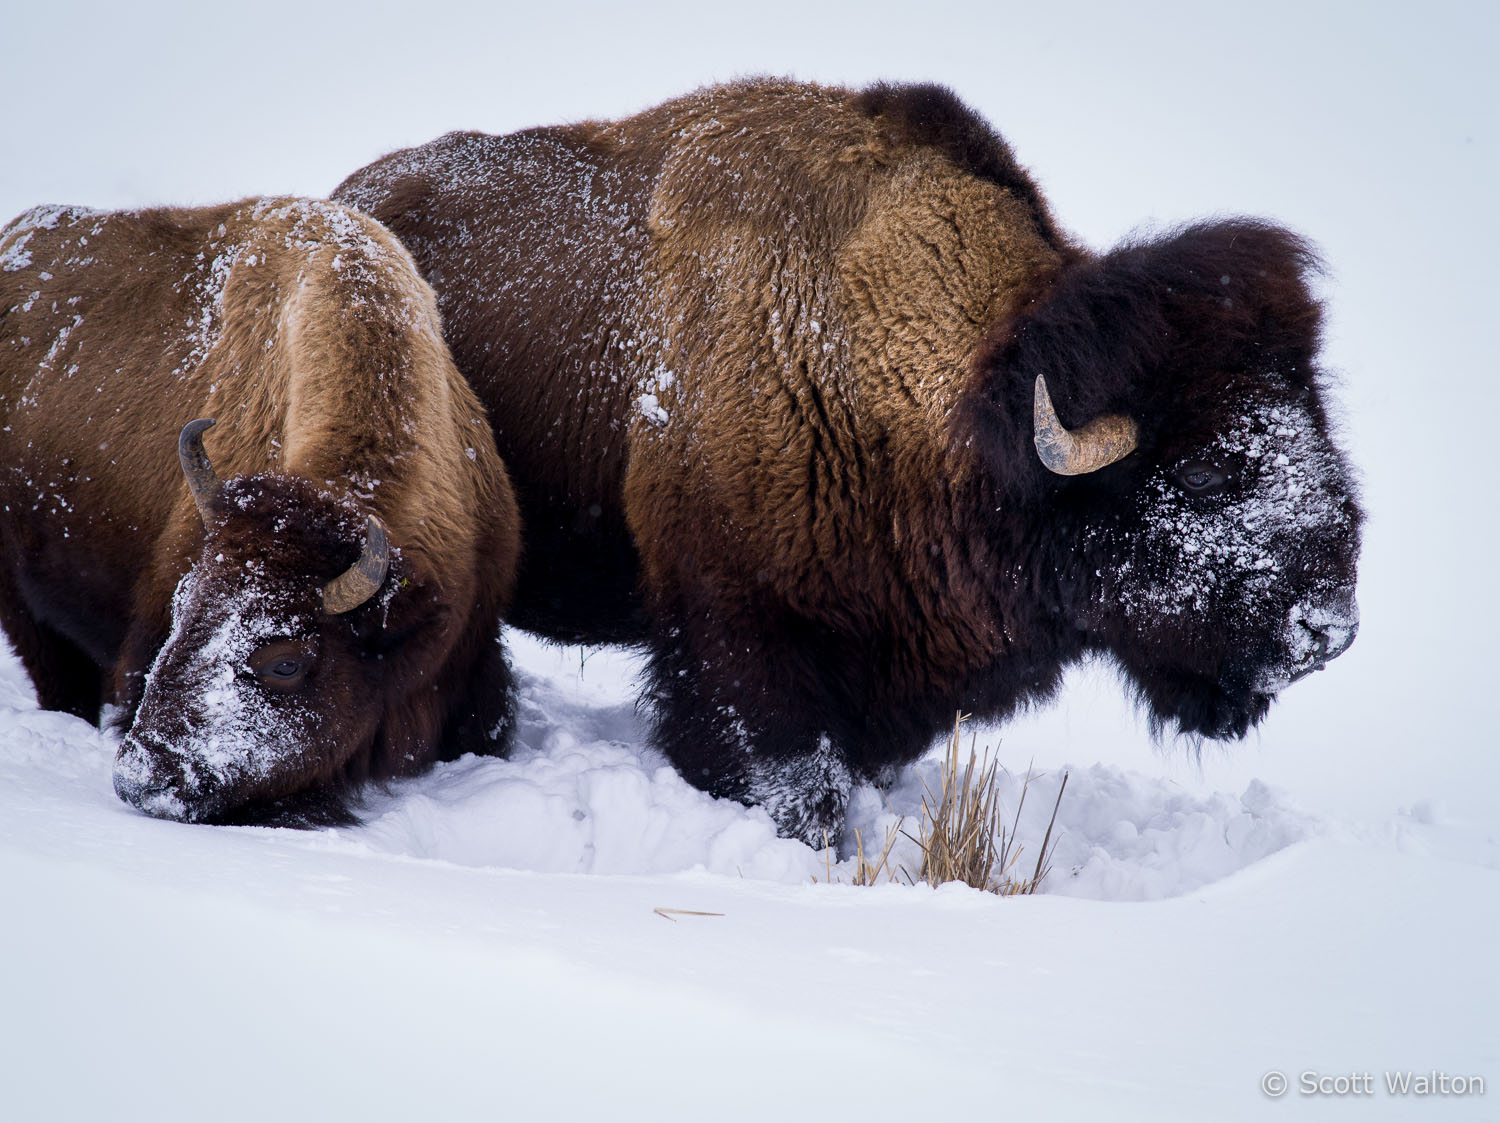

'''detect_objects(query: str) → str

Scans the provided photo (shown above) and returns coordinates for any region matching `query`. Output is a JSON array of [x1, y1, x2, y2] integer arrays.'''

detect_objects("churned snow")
[[11, 629, 1328, 897]]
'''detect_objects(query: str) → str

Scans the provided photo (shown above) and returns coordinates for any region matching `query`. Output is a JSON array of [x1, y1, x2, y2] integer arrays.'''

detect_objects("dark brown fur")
[[0, 197, 521, 823], [335, 80, 1362, 843]]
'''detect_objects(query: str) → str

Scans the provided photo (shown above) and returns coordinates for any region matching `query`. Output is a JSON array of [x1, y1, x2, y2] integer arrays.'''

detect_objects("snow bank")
[[2, 628, 1496, 1123], [0, 630, 1318, 900], [341, 634, 1327, 896]]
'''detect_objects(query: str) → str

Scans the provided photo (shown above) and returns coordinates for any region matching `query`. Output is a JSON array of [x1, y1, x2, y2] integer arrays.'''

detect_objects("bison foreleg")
[[16, 620, 102, 723], [441, 624, 518, 760], [643, 618, 854, 846], [0, 573, 104, 723]]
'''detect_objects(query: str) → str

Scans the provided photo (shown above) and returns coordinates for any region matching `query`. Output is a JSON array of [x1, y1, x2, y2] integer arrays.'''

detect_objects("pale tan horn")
[[322, 515, 390, 615], [178, 418, 222, 526], [1032, 375, 1139, 475]]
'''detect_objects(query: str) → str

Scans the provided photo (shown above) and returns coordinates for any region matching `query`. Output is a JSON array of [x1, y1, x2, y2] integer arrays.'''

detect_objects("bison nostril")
[[1290, 599, 1358, 679], [1308, 626, 1330, 661], [113, 739, 194, 820], [113, 770, 185, 819]]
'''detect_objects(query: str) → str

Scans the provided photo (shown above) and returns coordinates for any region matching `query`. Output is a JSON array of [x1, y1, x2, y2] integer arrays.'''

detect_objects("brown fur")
[[338, 82, 1069, 646], [335, 79, 1361, 843], [0, 197, 520, 821]]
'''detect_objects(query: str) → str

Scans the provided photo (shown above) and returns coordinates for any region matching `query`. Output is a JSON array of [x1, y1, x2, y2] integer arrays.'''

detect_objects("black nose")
[[113, 737, 196, 820], [1309, 628, 1330, 661], [1317, 616, 1358, 663], [1289, 611, 1359, 683], [112, 769, 182, 817]]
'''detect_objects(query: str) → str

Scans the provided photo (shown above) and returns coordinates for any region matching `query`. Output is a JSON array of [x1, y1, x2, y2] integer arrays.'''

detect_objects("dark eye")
[[1172, 460, 1227, 495], [249, 641, 316, 692]]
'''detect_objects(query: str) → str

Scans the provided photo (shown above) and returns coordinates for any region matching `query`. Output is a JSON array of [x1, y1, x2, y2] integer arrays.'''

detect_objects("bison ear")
[[342, 555, 451, 655]]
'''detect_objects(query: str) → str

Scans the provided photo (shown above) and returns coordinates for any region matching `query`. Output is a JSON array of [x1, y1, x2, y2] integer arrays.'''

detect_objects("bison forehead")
[[1107, 399, 1356, 620]]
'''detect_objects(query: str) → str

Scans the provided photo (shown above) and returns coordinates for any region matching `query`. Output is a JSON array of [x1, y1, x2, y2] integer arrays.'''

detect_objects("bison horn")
[[322, 515, 390, 615], [1032, 375, 1139, 475], [178, 418, 222, 525]]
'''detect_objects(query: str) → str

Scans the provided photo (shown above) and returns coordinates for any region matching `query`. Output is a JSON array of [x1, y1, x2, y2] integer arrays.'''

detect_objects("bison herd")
[[0, 80, 1362, 842]]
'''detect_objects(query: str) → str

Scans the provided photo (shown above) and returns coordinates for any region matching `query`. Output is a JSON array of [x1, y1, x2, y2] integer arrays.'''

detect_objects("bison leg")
[[442, 625, 518, 759], [0, 584, 104, 723], [644, 613, 854, 846], [30, 627, 102, 722]]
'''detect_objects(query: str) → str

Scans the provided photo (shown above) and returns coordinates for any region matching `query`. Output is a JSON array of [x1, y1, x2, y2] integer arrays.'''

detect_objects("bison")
[[0, 197, 520, 824], [335, 79, 1363, 844]]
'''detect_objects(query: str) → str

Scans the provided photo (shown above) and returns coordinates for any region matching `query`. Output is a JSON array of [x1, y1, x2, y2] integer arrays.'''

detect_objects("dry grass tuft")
[[821, 819, 909, 888], [849, 818, 905, 886], [820, 712, 1068, 896]]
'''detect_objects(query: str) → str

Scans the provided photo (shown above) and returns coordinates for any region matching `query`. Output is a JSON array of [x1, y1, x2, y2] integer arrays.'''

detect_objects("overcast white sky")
[[3, 0, 1497, 824]]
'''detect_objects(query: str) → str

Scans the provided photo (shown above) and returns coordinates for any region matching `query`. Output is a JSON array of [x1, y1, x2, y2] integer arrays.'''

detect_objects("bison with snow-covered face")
[[972, 224, 1362, 741], [0, 198, 520, 824], [335, 79, 1363, 844]]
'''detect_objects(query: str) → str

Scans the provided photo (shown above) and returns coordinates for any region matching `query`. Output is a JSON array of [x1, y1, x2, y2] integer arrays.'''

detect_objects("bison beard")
[[335, 79, 1364, 845]]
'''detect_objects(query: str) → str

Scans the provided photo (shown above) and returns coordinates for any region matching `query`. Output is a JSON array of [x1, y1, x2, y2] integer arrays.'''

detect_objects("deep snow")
[[3, 634, 1498, 1122], [3, 1, 1499, 1119]]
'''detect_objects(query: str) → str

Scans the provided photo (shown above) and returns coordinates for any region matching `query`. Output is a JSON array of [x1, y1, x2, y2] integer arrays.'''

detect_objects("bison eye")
[[1172, 460, 1227, 495], [249, 641, 316, 693]]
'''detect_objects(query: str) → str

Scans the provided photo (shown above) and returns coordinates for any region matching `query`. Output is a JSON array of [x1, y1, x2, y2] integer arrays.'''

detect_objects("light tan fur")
[[0, 196, 516, 719]]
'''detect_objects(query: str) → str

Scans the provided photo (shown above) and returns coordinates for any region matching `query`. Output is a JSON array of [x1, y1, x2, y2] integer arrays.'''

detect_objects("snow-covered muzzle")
[[115, 563, 318, 820], [110, 473, 396, 821], [1088, 393, 1362, 739], [1258, 593, 1360, 693]]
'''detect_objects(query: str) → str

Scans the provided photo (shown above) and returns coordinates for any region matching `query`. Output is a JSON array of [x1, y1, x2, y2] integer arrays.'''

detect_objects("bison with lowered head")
[[336, 79, 1363, 844], [0, 197, 520, 824]]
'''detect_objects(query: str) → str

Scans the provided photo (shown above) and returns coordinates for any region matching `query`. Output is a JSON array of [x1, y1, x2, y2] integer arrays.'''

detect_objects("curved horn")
[[1032, 375, 1139, 476], [322, 515, 390, 615], [178, 418, 222, 525]]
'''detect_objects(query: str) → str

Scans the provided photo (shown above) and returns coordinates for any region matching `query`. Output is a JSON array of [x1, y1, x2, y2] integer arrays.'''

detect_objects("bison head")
[[975, 220, 1363, 740], [113, 421, 450, 824]]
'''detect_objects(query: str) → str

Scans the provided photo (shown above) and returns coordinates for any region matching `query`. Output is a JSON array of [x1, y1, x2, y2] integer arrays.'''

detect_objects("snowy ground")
[[3, 1, 1499, 1119], [3, 634, 1497, 1121]]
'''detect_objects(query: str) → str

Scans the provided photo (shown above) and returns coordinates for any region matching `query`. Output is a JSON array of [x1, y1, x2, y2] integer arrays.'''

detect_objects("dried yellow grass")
[[820, 712, 1068, 896]]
